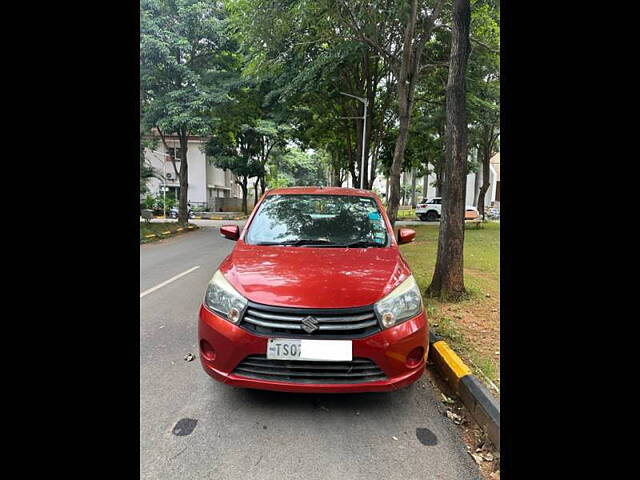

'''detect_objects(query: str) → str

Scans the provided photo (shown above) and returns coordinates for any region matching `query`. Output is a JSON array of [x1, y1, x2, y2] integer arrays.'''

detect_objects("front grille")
[[239, 302, 381, 339], [233, 355, 387, 383]]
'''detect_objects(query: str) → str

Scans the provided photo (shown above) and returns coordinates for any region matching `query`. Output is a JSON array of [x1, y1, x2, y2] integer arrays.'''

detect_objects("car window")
[[245, 194, 389, 247]]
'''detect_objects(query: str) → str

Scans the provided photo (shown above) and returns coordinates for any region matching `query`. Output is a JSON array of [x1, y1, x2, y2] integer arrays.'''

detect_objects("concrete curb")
[[140, 224, 198, 242], [428, 331, 500, 450]]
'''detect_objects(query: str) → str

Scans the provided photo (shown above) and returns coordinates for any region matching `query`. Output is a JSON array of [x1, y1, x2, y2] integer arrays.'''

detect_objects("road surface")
[[140, 228, 481, 479]]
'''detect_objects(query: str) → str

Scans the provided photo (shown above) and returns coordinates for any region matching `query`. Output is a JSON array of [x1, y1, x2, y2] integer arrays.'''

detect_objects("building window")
[[166, 147, 184, 161]]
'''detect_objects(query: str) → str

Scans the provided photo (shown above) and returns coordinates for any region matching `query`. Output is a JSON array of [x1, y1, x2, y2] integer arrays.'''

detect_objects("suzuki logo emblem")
[[301, 316, 319, 333]]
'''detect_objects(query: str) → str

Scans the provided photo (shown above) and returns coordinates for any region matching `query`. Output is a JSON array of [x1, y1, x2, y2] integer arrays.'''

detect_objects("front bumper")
[[198, 305, 428, 393]]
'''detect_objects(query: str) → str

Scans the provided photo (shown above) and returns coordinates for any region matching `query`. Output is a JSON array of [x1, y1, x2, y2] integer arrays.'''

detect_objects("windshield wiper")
[[254, 239, 338, 247], [340, 240, 385, 248]]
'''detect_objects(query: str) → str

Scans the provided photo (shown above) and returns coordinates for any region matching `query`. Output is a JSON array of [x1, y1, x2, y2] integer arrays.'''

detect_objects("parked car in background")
[[486, 207, 500, 220], [198, 187, 427, 393], [416, 197, 479, 222]]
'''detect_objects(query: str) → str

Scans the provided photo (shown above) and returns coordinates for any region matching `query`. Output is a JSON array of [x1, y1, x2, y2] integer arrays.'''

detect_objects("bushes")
[[141, 194, 177, 214], [143, 195, 156, 210]]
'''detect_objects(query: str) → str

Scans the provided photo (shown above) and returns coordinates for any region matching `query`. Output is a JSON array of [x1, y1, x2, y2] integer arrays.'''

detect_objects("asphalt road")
[[140, 228, 481, 480]]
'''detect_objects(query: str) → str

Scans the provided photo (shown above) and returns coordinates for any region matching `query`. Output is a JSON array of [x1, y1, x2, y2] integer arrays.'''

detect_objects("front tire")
[[425, 211, 438, 222], [418, 214, 427, 221]]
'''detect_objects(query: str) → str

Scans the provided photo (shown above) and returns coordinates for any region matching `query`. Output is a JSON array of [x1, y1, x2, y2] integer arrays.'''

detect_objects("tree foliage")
[[140, 0, 238, 223]]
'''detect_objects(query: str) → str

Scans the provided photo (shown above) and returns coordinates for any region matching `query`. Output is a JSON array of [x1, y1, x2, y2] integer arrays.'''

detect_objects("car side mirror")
[[398, 228, 416, 244], [220, 225, 240, 241]]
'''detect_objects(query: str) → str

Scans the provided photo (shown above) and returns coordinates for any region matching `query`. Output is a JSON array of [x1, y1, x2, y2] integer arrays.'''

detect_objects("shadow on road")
[[226, 382, 412, 413]]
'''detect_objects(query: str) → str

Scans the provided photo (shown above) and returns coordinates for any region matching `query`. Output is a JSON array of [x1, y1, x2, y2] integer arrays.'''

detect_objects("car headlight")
[[374, 275, 423, 329], [203, 270, 248, 324]]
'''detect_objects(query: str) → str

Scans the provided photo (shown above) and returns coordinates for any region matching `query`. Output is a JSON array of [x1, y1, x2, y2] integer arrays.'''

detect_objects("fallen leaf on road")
[[490, 471, 500, 479], [446, 411, 463, 425], [392, 436, 398, 441], [441, 394, 455, 405], [482, 453, 494, 462], [184, 353, 195, 362], [470, 453, 483, 465]]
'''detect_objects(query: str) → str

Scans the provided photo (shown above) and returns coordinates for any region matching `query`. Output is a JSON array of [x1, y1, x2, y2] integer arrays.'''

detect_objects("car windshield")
[[245, 194, 389, 247]]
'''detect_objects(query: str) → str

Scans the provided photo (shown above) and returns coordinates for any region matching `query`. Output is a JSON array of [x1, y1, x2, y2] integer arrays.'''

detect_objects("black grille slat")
[[317, 320, 378, 330], [243, 316, 301, 329], [239, 302, 381, 338], [240, 361, 379, 371], [233, 355, 387, 384], [235, 367, 383, 378]]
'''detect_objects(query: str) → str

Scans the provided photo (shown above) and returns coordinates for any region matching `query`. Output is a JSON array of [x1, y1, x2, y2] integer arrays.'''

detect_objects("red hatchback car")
[[198, 187, 428, 393]]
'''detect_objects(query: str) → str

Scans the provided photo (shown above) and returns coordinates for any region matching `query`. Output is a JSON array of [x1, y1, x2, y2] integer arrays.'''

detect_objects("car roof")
[[265, 186, 378, 198]]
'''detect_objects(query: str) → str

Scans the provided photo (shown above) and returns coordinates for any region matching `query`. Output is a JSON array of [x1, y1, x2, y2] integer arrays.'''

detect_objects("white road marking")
[[140, 266, 200, 298]]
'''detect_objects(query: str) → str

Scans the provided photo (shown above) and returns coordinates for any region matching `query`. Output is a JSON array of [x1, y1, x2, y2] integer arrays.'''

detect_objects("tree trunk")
[[477, 143, 491, 220], [387, 94, 411, 225], [259, 176, 266, 197], [385, 176, 390, 202], [239, 177, 248, 214], [177, 134, 189, 225], [427, 0, 471, 301], [254, 179, 259, 207], [473, 151, 481, 206], [332, 158, 342, 187], [423, 171, 429, 200], [411, 167, 418, 208]]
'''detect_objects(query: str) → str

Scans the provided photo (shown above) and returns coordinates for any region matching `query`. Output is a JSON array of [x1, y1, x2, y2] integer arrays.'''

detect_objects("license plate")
[[267, 339, 352, 361]]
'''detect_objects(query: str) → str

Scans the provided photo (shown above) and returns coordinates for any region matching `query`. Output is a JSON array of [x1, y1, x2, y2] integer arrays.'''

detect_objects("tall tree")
[[427, 0, 471, 300], [206, 124, 263, 214], [467, 1, 499, 218], [140, 0, 236, 224], [337, 0, 446, 225], [228, 0, 395, 190]]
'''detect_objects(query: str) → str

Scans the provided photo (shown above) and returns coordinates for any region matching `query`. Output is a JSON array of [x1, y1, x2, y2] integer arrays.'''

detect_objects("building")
[[143, 132, 255, 212]]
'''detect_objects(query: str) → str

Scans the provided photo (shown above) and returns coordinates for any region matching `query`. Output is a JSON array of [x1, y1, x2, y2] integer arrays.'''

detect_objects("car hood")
[[220, 242, 411, 309]]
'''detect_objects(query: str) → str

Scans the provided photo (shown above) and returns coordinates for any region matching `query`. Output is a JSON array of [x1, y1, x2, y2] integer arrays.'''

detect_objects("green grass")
[[140, 222, 198, 243], [396, 208, 416, 219], [400, 222, 500, 389]]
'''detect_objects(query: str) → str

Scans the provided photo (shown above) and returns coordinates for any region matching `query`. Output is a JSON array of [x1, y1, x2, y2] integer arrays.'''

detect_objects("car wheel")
[[418, 214, 427, 221], [426, 211, 438, 222]]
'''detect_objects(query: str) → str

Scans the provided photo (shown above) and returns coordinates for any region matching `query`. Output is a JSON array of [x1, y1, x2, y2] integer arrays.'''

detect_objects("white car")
[[415, 197, 479, 222]]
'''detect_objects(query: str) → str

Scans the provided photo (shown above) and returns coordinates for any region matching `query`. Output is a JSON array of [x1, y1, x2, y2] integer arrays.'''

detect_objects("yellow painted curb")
[[212, 216, 223, 220], [162, 231, 171, 235], [144, 234, 156, 238], [431, 340, 472, 390], [176, 228, 183, 232]]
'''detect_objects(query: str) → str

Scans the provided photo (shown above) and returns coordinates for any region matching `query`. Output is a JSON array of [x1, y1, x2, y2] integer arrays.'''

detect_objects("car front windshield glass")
[[245, 194, 389, 247]]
